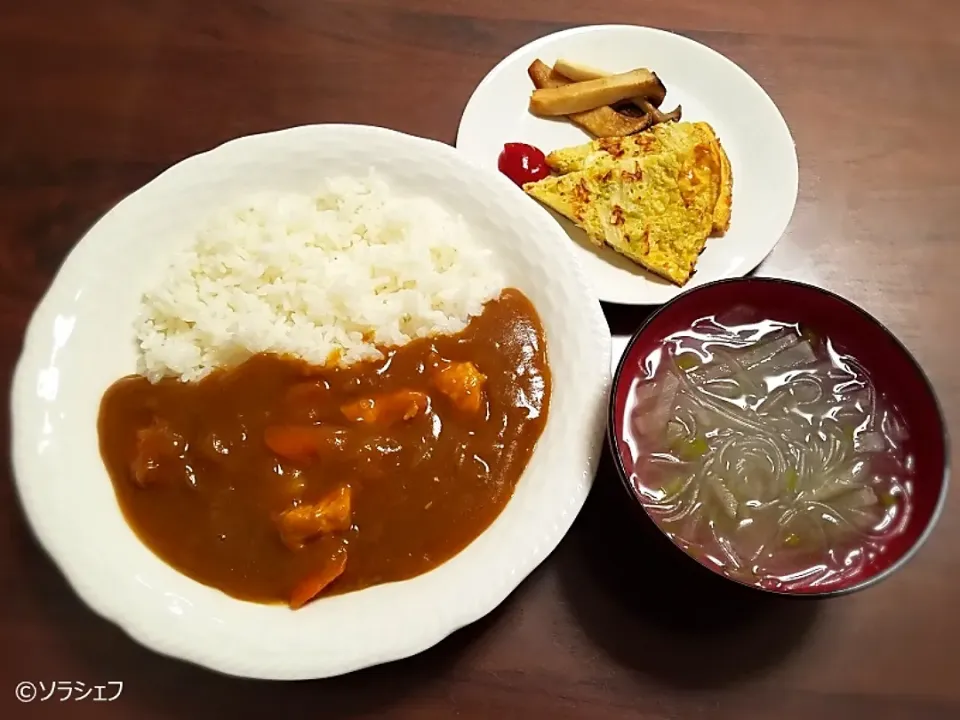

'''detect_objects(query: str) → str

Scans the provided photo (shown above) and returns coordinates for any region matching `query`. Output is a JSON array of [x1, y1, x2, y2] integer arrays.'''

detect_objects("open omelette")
[[523, 121, 733, 286]]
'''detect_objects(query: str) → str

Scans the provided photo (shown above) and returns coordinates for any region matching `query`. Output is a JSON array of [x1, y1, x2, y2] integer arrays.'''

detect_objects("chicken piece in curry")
[[98, 290, 550, 608]]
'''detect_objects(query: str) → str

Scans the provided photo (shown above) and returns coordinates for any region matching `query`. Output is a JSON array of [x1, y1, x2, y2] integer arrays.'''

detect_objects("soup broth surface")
[[624, 315, 914, 591]]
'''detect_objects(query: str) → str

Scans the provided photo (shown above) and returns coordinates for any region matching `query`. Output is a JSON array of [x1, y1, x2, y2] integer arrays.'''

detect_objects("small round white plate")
[[11, 125, 611, 679], [457, 25, 799, 306]]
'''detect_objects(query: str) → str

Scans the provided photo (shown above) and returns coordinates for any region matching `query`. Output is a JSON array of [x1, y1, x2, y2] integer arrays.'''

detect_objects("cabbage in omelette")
[[523, 121, 733, 286]]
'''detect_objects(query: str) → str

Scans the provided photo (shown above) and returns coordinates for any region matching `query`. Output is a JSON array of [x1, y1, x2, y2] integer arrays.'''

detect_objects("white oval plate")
[[457, 25, 799, 306], [11, 125, 611, 679]]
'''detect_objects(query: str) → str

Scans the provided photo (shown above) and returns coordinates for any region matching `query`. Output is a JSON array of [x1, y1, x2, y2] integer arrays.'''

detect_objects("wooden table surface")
[[2, 1, 959, 718]]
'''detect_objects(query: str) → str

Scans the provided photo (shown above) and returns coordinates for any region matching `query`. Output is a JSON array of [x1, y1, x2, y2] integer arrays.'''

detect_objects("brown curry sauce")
[[98, 290, 550, 607]]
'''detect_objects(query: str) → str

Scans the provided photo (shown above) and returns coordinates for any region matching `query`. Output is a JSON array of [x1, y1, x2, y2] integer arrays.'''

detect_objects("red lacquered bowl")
[[608, 278, 950, 597]]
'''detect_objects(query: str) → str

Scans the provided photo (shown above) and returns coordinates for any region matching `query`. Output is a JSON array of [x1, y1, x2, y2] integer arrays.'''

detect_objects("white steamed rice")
[[136, 172, 504, 382]]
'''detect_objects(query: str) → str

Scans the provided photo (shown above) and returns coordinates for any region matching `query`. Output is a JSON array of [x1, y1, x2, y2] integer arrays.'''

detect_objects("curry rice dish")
[[98, 176, 552, 609]]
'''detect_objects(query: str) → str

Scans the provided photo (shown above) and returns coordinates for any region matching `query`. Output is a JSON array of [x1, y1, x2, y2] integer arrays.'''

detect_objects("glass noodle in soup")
[[624, 314, 914, 592]]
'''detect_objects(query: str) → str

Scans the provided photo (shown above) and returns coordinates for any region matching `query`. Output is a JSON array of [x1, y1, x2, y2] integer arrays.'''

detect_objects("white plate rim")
[[10, 124, 612, 679], [456, 24, 800, 306]]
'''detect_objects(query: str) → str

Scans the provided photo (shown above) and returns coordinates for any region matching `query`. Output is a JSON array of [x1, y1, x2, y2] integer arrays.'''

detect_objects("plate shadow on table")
[[554, 447, 821, 689], [601, 301, 656, 337], [8, 505, 506, 717], [599, 264, 764, 338]]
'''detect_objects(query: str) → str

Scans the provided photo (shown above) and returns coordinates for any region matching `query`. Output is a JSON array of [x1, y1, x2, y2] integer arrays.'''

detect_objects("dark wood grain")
[[2, 1, 959, 718]]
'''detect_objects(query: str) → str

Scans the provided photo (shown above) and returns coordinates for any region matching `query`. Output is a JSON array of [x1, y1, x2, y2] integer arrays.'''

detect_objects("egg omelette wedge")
[[542, 121, 732, 235], [524, 151, 718, 285], [523, 121, 733, 286]]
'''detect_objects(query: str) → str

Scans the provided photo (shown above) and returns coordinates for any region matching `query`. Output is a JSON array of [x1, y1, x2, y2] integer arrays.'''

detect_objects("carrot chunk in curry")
[[433, 361, 487, 413], [290, 546, 348, 609], [264, 424, 347, 463], [98, 290, 550, 608], [278, 486, 352, 550], [340, 389, 429, 425]]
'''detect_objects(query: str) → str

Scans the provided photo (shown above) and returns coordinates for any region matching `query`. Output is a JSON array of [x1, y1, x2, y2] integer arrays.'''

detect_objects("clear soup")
[[624, 315, 914, 592]]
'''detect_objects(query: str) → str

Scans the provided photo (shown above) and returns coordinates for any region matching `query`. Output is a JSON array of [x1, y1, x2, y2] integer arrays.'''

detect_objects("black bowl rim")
[[606, 276, 951, 598]]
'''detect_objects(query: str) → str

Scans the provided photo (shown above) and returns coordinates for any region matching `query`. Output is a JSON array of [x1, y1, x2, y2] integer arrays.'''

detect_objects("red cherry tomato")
[[498, 143, 550, 186]]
